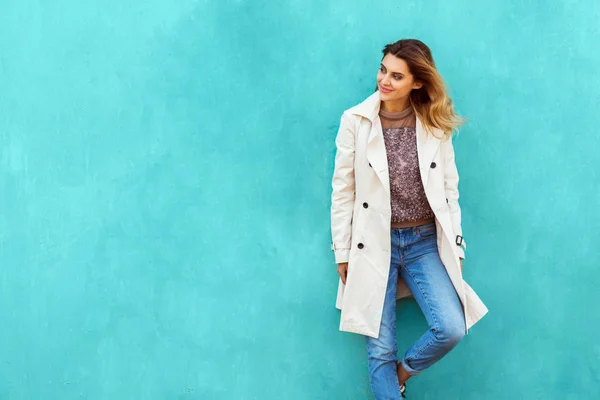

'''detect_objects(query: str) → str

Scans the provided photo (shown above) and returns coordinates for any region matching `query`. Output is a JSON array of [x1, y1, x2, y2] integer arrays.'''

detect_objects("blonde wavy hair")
[[374, 39, 467, 140]]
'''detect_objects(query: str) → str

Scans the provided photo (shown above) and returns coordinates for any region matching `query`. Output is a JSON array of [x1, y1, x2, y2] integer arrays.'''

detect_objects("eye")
[[379, 66, 385, 73], [393, 75, 402, 80]]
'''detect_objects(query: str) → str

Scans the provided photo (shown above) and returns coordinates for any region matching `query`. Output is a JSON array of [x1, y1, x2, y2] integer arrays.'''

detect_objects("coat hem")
[[339, 322, 378, 339]]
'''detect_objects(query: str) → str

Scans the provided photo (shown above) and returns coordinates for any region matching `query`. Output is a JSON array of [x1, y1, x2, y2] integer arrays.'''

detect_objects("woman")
[[330, 39, 488, 399]]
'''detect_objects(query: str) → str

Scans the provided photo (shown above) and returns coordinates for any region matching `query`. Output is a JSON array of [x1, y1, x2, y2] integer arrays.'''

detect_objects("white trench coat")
[[330, 90, 488, 339]]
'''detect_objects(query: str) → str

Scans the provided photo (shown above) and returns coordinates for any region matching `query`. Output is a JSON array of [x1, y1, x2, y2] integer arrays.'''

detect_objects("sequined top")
[[379, 105, 435, 223]]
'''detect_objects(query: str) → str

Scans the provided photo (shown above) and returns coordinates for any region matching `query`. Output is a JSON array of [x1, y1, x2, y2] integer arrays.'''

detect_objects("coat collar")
[[348, 90, 443, 136], [348, 90, 443, 189], [348, 90, 382, 122]]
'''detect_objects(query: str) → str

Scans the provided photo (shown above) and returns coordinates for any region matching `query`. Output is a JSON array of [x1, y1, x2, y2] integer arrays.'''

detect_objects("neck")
[[380, 98, 411, 113]]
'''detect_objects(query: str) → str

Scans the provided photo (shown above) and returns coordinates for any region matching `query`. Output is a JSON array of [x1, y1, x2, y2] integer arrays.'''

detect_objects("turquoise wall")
[[1, 0, 599, 398]]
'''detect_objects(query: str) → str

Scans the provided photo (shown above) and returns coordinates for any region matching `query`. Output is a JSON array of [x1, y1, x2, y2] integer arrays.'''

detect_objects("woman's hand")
[[337, 262, 349, 284]]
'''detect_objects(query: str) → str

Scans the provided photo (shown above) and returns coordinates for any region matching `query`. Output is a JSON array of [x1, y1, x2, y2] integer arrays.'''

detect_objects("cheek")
[[393, 80, 412, 93]]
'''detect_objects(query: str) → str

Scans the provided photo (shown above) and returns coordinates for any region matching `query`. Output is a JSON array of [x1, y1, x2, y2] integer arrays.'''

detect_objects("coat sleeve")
[[330, 111, 356, 264], [443, 136, 467, 260]]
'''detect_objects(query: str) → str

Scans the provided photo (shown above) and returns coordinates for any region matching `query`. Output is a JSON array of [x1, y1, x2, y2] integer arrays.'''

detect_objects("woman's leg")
[[365, 229, 403, 399], [398, 221, 466, 377]]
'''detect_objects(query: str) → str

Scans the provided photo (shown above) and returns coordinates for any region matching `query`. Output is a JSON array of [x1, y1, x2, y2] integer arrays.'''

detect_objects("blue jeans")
[[365, 221, 466, 399]]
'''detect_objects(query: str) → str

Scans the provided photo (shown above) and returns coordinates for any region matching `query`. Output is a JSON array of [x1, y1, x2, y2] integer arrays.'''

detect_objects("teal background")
[[1, 0, 599, 399]]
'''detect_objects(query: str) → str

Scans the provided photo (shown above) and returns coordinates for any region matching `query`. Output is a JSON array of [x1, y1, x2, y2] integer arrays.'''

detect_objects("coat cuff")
[[331, 242, 350, 264], [334, 250, 350, 264], [456, 243, 465, 259], [454, 234, 466, 260]]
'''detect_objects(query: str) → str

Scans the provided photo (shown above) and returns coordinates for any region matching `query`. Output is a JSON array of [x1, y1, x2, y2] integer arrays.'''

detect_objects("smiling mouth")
[[379, 85, 392, 92]]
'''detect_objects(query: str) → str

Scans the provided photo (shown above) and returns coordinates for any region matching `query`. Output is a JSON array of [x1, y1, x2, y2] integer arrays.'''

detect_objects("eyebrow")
[[380, 63, 404, 76]]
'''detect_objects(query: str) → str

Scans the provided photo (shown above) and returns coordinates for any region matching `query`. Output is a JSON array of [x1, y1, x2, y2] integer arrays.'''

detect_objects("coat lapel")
[[415, 117, 442, 188], [350, 90, 442, 192]]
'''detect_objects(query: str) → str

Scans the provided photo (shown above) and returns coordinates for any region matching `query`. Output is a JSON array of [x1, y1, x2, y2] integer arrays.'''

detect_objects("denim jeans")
[[365, 221, 466, 399]]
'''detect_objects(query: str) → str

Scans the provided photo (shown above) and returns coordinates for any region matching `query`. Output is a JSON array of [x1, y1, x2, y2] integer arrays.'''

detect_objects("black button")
[[363, 202, 368, 208], [430, 162, 436, 168], [357, 243, 364, 249], [368, 163, 372, 167], [446, 198, 448, 203]]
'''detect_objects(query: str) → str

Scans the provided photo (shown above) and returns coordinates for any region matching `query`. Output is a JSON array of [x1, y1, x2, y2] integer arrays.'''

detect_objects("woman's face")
[[377, 53, 423, 101]]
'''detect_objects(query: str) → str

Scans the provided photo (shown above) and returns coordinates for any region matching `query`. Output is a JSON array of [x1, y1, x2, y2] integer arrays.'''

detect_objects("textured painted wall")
[[1, 0, 598, 398]]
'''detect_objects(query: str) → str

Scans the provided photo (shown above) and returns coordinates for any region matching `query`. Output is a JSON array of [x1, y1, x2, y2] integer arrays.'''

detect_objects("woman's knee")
[[435, 321, 465, 347]]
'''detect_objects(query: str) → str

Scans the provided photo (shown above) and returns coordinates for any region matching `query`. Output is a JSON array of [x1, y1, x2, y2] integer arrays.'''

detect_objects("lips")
[[379, 85, 393, 93]]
